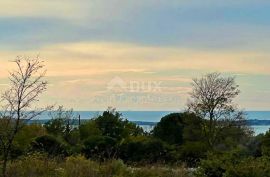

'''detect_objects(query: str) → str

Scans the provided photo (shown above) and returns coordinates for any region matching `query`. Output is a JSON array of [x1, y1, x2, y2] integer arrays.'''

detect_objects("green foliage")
[[153, 112, 204, 145], [246, 134, 264, 157], [196, 156, 270, 177], [65, 129, 80, 146], [31, 135, 68, 157], [82, 135, 117, 160], [14, 124, 46, 148], [180, 142, 208, 167], [224, 157, 270, 177], [2, 108, 263, 176], [79, 120, 102, 140], [44, 118, 66, 136], [182, 113, 205, 142], [195, 147, 252, 177], [94, 108, 143, 141], [11, 124, 46, 158], [261, 129, 270, 156], [119, 136, 174, 163], [44, 106, 78, 139], [214, 123, 252, 152], [152, 112, 206, 167], [153, 113, 185, 145]]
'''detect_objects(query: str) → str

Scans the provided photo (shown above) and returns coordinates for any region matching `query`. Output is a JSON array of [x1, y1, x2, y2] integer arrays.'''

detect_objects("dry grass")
[[5, 154, 192, 177]]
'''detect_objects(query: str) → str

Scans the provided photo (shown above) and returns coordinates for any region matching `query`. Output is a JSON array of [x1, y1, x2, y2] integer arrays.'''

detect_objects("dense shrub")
[[224, 157, 270, 177], [153, 113, 185, 145], [196, 156, 270, 177], [79, 120, 102, 140], [9, 124, 46, 158], [120, 136, 175, 163], [180, 142, 208, 167], [261, 129, 270, 156], [31, 135, 69, 157], [82, 135, 118, 160], [195, 148, 258, 177]]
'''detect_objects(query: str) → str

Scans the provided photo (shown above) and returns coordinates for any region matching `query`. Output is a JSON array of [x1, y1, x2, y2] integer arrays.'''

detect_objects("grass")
[[5, 153, 192, 177]]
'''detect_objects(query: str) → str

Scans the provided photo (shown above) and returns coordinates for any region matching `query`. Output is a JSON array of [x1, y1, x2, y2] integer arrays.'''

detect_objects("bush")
[[9, 124, 47, 158], [82, 135, 117, 160], [31, 135, 69, 157], [120, 137, 175, 163], [195, 148, 258, 177], [224, 157, 270, 177], [180, 142, 208, 167], [79, 120, 102, 140]]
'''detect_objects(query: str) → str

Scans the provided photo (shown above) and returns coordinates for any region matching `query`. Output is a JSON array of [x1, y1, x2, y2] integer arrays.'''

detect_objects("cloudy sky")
[[0, 0, 269, 110]]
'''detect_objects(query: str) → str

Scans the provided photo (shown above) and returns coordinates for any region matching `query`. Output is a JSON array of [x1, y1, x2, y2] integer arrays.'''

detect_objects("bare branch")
[[0, 56, 50, 177], [188, 72, 243, 147]]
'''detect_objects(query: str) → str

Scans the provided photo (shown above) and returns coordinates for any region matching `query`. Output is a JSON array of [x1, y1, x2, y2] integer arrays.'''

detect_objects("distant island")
[[27, 118, 270, 127]]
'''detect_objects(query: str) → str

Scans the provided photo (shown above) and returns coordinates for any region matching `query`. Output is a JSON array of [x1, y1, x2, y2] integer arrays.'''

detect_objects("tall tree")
[[0, 56, 50, 177], [187, 72, 245, 147]]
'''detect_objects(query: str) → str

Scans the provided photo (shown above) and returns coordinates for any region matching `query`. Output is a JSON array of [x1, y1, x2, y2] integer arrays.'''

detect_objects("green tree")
[[79, 120, 102, 140], [94, 108, 143, 141], [153, 113, 184, 145], [153, 112, 204, 145], [82, 135, 117, 161]]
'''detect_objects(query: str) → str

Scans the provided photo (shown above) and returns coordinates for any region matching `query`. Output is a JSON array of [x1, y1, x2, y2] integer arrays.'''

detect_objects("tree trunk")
[[208, 111, 214, 147], [2, 152, 8, 177]]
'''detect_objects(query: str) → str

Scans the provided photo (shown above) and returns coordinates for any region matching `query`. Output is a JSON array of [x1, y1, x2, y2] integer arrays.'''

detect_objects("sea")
[[35, 111, 270, 135]]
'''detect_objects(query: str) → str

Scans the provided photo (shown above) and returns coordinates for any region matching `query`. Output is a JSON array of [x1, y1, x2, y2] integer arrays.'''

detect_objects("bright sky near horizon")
[[0, 0, 270, 110]]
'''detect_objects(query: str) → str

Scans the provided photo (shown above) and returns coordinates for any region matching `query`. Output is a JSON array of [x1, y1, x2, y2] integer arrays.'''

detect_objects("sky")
[[0, 0, 270, 111]]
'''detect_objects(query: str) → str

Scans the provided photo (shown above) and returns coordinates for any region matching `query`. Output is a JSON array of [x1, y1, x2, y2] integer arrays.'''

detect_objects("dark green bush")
[[31, 135, 68, 157], [82, 135, 117, 160], [120, 136, 175, 163], [180, 141, 208, 167]]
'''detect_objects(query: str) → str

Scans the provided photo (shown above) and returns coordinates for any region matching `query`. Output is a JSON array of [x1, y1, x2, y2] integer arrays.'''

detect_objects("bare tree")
[[0, 56, 51, 177], [187, 72, 244, 147]]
